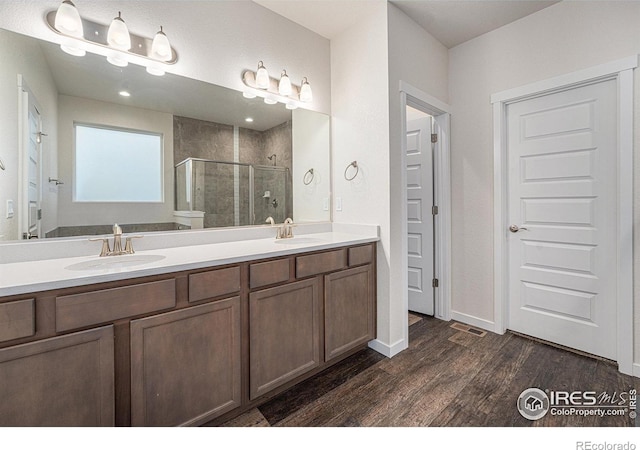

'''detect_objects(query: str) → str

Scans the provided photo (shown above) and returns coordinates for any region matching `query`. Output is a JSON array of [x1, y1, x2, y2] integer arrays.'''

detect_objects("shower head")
[[267, 154, 276, 160]]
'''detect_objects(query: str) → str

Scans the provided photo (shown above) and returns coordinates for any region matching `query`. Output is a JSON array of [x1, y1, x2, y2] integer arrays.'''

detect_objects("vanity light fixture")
[[151, 26, 172, 61], [47, 3, 178, 76], [256, 61, 270, 89], [107, 12, 131, 51], [299, 77, 313, 103], [241, 63, 313, 107], [278, 70, 292, 96], [54, 0, 85, 56]]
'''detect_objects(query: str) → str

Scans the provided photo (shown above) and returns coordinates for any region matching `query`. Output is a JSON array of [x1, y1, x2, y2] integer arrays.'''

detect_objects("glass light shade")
[[107, 53, 128, 67], [151, 27, 172, 61], [278, 70, 292, 96], [285, 102, 298, 110], [107, 12, 131, 51], [146, 65, 165, 76], [60, 42, 86, 57], [264, 97, 278, 105], [242, 91, 256, 99], [55, 0, 83, 38], [256, 61, 269, 89], [300, 78, 313, 102]]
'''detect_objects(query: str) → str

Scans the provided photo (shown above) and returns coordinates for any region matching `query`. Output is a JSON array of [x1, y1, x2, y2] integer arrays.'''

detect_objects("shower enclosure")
[[175, 158, 291, 228]]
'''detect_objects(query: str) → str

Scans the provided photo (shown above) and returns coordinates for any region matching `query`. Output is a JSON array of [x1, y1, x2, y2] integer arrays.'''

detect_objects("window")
[[74, 124, 163, 202]]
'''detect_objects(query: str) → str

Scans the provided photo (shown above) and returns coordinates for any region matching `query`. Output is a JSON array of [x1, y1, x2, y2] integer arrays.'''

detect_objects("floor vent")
[[450, 322, 487, 337]]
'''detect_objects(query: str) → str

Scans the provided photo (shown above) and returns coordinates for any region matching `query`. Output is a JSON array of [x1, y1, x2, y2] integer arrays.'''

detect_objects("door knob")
[[509, 225, 528, 233]]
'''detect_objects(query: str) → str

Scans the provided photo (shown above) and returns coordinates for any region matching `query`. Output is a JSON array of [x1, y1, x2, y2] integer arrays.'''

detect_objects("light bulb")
[[278, 69, 292, 96], [300, 77, 313, 102], [55, 0, 83, 38], [107, 11, 131, 51], [151, 26, 172, 61], [256, 61, 269, 89]]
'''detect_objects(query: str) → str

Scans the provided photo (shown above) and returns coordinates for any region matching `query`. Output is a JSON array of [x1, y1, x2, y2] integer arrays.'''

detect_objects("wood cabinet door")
[[130, 297, 241, 426], [324, 265, 375, 361], [0, 326, 115, 426], [249, 278, 320, 400]]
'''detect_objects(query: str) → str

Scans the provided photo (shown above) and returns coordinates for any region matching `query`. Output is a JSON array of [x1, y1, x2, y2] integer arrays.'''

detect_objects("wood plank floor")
[[221, 315, 639, 427]]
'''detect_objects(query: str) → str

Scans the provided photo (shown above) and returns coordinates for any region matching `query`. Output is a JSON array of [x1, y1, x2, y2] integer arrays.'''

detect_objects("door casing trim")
[[491, 55, 637, 375], [399, 81, 452, 347]]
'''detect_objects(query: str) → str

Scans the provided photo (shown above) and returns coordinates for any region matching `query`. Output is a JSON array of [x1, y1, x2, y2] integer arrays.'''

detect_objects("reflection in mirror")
[[0, 28, 330, 242]]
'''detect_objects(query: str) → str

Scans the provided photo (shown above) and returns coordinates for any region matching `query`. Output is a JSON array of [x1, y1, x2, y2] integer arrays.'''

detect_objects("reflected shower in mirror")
[[0, 27, 330, 242]]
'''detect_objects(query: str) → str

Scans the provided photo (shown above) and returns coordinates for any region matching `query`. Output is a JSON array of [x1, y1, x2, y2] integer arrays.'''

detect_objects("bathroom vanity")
[[0, 232, 377, 426]]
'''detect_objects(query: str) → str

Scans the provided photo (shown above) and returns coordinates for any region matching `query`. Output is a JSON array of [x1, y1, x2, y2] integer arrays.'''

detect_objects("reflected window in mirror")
[[74, 124, 163, 203]]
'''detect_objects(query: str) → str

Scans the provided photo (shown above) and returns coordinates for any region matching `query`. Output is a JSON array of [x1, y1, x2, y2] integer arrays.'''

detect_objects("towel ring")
[[303, 168, 314, 185], [0, 157, 4, 171], [344, 161, 358, 181]]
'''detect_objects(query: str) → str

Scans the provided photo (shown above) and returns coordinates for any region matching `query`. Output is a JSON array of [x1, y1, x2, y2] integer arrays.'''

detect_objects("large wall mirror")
[[0, 28, 330, 242]]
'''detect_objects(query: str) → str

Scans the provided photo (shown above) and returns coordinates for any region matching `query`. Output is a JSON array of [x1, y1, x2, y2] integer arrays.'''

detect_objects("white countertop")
[[0, 230, 378, 297]]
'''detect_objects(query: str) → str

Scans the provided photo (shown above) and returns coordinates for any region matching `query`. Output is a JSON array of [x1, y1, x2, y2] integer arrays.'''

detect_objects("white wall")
[[57, 95, 174, 227], [0, 0, 330, 115], [0, 28, 58, 241], [330, 2, 392, 349], [448, 2, 640, 361], [387, 3, 449, 349], [292, 108, 330, 223]]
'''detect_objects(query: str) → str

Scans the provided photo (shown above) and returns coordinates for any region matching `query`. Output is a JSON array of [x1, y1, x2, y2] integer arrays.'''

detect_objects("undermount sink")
[[273, 237, 322, 245], [64, 254, 166, 271]]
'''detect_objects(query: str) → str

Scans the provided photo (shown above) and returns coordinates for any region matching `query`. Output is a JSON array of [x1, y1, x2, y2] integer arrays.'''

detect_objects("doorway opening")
[[400, 82, 452, 345]]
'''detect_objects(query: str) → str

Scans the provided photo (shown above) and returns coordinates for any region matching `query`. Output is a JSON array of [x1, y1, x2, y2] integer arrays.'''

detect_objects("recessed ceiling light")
[[245, 117, 254, 123], [119, 90, 131, 97]]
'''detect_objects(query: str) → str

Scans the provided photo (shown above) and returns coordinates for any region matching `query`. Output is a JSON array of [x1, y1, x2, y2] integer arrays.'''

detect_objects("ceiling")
[[254, 0, 561, 48]]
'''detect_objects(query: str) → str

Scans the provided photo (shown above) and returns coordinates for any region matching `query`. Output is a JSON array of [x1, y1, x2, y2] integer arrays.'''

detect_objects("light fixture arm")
[[45, 10, 178, 64]]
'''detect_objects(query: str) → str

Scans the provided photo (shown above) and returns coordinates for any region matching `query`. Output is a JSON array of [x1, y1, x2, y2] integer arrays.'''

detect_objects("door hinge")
[[432, 278, 439, 288], [431, 133, 438, 143], [432, 205, 439, 215], [37, 209, 42, 220]]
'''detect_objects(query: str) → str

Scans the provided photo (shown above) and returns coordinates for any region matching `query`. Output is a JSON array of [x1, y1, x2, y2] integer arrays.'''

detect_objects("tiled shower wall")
[[173, 116, 292, 227]]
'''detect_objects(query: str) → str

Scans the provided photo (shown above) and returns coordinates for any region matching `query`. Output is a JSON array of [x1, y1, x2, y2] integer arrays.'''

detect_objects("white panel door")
[[406, 117, 434, 315], [507, 79, 617, 359]]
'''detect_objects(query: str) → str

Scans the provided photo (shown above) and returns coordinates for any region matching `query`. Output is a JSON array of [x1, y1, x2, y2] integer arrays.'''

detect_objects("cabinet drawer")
[[0, 299, 35, 343], [250, 259, 290, 289], [189, 266, 240, 302], [296, 249, 346, 278], [56, 279, 176, 332], [348, 244, 373, 267]]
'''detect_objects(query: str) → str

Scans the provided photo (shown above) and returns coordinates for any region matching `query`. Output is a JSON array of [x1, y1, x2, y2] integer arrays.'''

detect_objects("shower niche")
[[176, 158, 291, 228]]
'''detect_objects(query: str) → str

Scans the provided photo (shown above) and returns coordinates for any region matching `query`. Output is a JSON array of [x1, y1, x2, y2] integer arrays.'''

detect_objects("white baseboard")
[[632, 363, 640, 378], [450, 311, 496, 334], [368, 338, 407, 358]]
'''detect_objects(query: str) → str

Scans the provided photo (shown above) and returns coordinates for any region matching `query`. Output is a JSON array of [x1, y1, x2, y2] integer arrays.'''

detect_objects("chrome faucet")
[[90, 224, 143, 257]]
